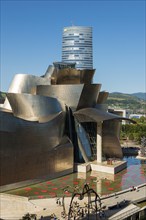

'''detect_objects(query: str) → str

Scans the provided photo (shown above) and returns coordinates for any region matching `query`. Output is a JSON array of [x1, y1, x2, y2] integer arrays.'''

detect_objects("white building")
[[129, 114, 145, 119], [111, 109, 130, 124]]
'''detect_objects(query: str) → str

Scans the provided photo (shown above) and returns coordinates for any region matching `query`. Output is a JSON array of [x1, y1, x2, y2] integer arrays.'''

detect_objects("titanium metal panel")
[[0, 134, 73, 187], [37, 84, 84, 111], [3, 74, 51, 111], [50, 68, 95, 85], [95, 104, 108, 112], [74, 107, 122, 122], [0, 111, 16, 132], [0, 110, 65, 152], [0, 110, 73, 187], [37, 84, 101, 111], [102, 120, 123, 158], [74, 108, 136, 123], [97, 91, 109, 104], [77, 84, 101, 110], [6, 93, 64, 122], [96, 92, 110, 111], [44, 65, 55, 79]]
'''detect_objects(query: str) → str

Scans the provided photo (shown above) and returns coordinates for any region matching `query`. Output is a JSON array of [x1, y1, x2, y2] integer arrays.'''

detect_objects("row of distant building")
[[113, 109, 145, 124]]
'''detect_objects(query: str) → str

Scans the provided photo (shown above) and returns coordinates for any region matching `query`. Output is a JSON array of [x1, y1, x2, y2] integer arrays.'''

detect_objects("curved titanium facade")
[[97, 91, 109, 104], [0, 109, 73, 187], [6, 93, 63, 122], [37, 84, 101, 112], [0, 62, 134, 190], [73, 107, 127, 122], [37, 84, 84, 111], [62, 26, 93, 69], [102, 119, 123, 158], [50, 68, 95, 85], [3, 74, 51, 111]]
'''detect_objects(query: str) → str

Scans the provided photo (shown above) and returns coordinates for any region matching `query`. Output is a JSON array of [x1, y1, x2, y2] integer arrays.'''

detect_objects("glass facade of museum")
[[62, 26, 93, 69]]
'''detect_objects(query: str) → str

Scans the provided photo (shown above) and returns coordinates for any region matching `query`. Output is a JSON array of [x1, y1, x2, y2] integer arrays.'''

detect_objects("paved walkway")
[[0, 184, 146, 219]]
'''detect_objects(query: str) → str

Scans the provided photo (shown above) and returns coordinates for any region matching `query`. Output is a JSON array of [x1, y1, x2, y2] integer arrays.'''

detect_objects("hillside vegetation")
[[106, 92, 146, 114], [121, 117, 146, 144], [131, 92, 146, 101], [0, 91, 6, 104]]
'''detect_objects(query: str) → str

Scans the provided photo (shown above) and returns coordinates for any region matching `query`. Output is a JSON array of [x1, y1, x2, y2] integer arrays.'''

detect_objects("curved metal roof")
[[6, 93, 64, 122], [3, 74, 51, 111], [74, 107, 136, 123]]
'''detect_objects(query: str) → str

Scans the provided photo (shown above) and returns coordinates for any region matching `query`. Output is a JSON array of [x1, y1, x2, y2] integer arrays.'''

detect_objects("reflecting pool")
[[6, 157, 146, 199]]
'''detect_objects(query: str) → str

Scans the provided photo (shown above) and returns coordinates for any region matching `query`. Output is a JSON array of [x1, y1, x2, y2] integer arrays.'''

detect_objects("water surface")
[[6, 157, 146, 199]]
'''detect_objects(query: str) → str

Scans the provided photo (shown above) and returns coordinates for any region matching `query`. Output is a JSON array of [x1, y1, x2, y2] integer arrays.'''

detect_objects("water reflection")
[[122, 156, 146, 190], [7, 156, 146, 198]]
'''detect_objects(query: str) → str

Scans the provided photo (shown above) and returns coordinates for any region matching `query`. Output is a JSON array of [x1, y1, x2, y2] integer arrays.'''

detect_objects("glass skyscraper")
[[62, 26, 93, 69]]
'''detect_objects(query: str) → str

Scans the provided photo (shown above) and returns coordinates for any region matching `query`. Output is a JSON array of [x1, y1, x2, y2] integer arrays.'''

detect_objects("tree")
[[139, 136, 146, 157]]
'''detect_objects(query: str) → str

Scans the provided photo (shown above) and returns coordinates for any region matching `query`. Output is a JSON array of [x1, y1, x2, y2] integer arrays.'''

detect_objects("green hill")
[[0, 91, 6, 104], [131, 92, 146, 101], [106, 92, 146, 114]]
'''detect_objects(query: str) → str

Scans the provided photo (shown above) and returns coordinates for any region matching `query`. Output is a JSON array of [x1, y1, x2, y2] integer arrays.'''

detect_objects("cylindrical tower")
[[62, 26, 93, 69]]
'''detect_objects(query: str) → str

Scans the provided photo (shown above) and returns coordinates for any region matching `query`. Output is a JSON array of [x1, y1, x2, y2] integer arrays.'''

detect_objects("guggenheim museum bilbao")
[[0, 61, 134, 191]]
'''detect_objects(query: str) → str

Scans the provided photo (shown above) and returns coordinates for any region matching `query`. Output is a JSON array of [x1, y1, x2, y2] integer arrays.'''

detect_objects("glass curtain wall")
[[62, 26, 93, 69]]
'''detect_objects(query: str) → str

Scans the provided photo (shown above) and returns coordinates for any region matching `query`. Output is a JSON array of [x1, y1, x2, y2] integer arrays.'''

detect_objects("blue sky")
[[1, 0, 145, 93]]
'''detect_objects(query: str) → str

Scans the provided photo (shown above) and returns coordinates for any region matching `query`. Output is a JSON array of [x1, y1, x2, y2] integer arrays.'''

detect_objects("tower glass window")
[[62, 26, 93, 69]]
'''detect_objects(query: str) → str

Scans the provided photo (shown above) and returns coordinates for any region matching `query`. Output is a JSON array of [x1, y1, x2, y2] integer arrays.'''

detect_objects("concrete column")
[[97, 121, 102, 163]]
